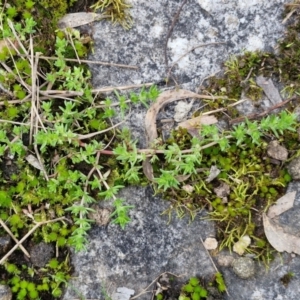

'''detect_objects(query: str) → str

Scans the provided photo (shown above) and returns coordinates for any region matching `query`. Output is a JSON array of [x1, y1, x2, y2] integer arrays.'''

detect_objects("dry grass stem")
[[0, 217, 67, 265], [0, 218, 30, 258]]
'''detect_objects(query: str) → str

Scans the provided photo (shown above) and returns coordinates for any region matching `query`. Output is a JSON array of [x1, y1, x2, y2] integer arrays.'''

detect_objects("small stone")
[[0, 284, 12, 300], [267, 140, 288, 161], [216, 254, 234, 267], [112, 287, 135, 300], [287, 157, 300, 180], [232, 257, 255, 279], [203, 237, 218, 250], [30, 242, 54, 267], [174, 101, 193, 122], [88, 206, 111, 226], [0, 235, 11, 255]]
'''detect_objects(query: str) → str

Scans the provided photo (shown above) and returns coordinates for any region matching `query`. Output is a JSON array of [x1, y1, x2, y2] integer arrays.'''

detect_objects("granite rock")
[[63, 186, 216, 300], [287, 157, 300, 180], [89, 0, 288, 90], [0, 284, 11, 300], [30, 242, 54, 268]]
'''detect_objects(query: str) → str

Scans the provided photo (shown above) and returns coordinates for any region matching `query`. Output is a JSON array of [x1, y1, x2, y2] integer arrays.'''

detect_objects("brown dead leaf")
[[175, 174, 191, 182], [205, 165, 221, 183], [213, 182, 230, 201], [58, 13, 107, 29], [267, 191, 296, 219], [267, 140, 288, 161], [26, 154, 44, 171], [256, 75, 282, 105], [263, 213, 300, 255]]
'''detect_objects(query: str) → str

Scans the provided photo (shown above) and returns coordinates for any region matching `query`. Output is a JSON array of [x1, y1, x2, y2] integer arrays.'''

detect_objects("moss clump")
[[91, 0, 132, 28]]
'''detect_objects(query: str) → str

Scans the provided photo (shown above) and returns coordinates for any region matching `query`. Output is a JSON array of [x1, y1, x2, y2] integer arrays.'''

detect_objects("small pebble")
[[232, 257, 255, 279]]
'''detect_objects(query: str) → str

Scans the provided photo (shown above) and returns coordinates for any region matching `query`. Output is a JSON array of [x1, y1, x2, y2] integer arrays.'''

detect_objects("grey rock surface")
[[63, 186, 216, 300], [220, 252, 300, 300], [0, 235, 11, 256], [29, 242, 54, 267], [287, 157, 300, 180], [0, 284, 12, 300]]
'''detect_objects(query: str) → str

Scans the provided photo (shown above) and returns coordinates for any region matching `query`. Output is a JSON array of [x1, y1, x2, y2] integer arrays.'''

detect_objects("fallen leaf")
[[233, 235, 251, 255], [263, 213, 300, 255], [267, 191, 296, 219], [203, 237, 218, 250], [175, 174, 191, 182], [25, 154, 44, 171], [213, 182, 230, 201], [58, 12, 107, 29], [206, 165, 221, 183], [267, 140, 288, 161], [256, 75, 282, 105]]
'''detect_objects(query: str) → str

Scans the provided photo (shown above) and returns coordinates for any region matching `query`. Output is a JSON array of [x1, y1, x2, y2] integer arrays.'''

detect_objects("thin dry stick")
[[164, 0, 189, 70], [66, 29, 81, 64], [1, 58, 31, 94], [131, 272, 184, 300], [91, 82, 154, 94], [0, 218, 30, 258], [29, 36, 36, 145], [282, 8, 297, 24], [77, 119, 126, 140], [7, 19, 29, 58], [167, 42, 227, 79], [0, 119, 30, 126], [0, 217, 67, 265], [229, 96, 297, 124], [28, 39, 49, 180], [199, 236, 230, 296], [39, 55, 138, 69], [79, 151, 101, 222], [99, 135, 233, 157], [40, 90, 84, 95]]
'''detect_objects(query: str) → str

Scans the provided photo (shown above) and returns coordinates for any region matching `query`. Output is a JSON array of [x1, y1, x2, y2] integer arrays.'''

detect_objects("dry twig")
[[0, 218, 30, 258], [0, 217, 67, 265]]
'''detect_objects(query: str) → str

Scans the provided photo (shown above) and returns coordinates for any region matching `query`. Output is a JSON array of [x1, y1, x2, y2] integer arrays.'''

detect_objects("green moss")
[[91, 0, 132, 28]]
